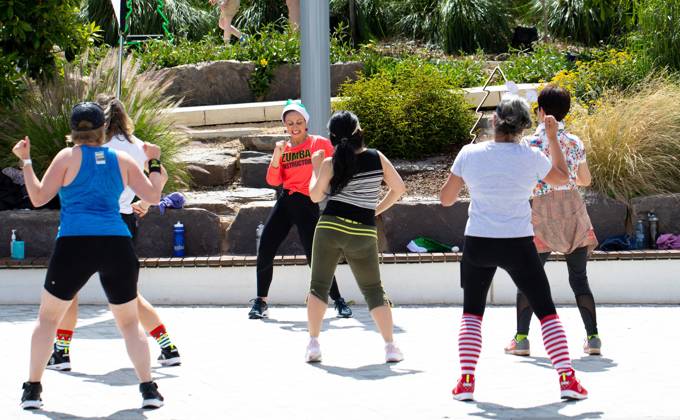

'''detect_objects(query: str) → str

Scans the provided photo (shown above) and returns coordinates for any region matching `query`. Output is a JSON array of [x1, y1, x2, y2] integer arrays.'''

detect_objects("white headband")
[[281, 100, 310, 124]]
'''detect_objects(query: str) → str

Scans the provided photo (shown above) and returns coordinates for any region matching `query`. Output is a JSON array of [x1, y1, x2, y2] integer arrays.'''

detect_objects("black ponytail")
[[328, 111, 364, 195]]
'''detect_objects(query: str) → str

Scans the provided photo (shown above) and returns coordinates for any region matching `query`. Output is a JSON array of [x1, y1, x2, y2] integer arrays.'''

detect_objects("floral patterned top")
[[523, 121, 586, 197]]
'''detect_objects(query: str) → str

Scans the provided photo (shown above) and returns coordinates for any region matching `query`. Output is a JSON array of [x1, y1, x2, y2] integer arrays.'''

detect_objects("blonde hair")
[[66, 120, 106, 145], [96, 94, 135, 142]]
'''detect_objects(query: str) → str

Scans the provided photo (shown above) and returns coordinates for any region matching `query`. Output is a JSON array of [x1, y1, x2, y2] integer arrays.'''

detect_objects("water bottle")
[[255, 222, 264, 254], [648, 211, 659, 249], [10, 229, 25, 260], [173, 222, 185, 257], [634, 219, 646, 250]]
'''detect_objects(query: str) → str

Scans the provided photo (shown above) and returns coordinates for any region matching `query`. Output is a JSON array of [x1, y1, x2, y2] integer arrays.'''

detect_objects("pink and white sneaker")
[[452, 374, 475, 401], [560, 370, 588, 400], [385, 342, 404, 363], [305, 338, 322, 363]]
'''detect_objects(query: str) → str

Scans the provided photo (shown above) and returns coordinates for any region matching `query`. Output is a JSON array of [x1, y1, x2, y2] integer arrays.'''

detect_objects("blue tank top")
[[57, 145, 131, 237]]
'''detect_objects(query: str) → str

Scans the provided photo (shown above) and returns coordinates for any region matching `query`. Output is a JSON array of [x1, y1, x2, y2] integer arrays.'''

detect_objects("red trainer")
[[452, 374, 475, 401], [560, 370, 588, 400]]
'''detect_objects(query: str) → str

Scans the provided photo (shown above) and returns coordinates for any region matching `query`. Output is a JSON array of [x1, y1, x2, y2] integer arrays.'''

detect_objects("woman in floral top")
[[504, 85, 601, 357]]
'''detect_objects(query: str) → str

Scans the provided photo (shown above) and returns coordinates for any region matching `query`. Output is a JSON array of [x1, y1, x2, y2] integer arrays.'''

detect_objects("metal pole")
[[300, 0, 331, 137], [349, 0, 358, 47], [116, 34, 124, 98]]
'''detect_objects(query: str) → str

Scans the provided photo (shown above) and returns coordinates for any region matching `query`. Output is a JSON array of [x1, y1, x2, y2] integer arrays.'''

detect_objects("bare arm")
[[121, 143, 167, 204], [541, 116, 569, 186], [576, 161, 591, 186], [12, 137, 69, 207], [309, 157, 333, 203], [440, 173, 465, 207], [375, 151, 406, 216]]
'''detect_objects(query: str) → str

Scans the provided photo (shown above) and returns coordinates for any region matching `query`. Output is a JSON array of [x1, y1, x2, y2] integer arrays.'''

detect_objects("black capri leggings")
[[461, 236, 557, 318], [44, 236, 140, 305], [256, 191, 342, 300]]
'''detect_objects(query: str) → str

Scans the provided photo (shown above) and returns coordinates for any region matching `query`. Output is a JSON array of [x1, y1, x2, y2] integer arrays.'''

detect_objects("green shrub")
[[0, 53, 25, 108], [501, 44, 574, 83], [439, 0, 512, 53], [0, 51, 189, 191], [633, 0, 680, 71], [550, 48, 654, 108], [335, 61, 475, 159], [0, 0, 99, 81]]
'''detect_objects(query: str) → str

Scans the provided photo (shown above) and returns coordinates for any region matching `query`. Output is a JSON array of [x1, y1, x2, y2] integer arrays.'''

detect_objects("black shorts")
[[121, 213, 138, 239], [44, 236, 139, 305]]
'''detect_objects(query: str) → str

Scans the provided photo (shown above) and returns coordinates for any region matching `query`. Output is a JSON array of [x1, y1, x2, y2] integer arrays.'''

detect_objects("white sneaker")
[[305, 338, 322, 363], [385, 342, 404, 363]]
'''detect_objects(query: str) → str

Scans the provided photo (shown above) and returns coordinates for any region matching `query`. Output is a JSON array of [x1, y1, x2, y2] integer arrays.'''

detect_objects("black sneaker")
[[20, 382, 43, 410], [158, 345, 181, 367], [46, 344, 71, 371], [248, 298, 269, 319], [334, 298, 353, 318], [140, 381, 164, 409]]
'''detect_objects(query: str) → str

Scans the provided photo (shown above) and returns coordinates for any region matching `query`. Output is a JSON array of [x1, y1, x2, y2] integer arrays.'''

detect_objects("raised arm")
[[440, 174, 465, 207], [541, 115, 569, 186], [122, 142, 167, 204], [12, 137, 69, 208], [309, 150, 332, 203], [375, 151, 406, 216]]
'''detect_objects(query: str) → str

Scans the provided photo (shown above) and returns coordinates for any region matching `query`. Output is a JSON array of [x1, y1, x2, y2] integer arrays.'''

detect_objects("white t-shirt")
[[451, 141, 552, 238], [104, 134, 147, 214]]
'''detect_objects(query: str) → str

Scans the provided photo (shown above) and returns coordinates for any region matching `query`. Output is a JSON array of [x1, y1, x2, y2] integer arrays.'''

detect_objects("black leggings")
[[516, 246, 598, 335], [256, 192, 342, 300], [461, 236, 557, 319]]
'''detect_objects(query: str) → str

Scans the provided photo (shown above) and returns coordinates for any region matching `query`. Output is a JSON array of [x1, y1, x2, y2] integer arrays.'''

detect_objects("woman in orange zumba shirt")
[[248, 101, 352, 320]]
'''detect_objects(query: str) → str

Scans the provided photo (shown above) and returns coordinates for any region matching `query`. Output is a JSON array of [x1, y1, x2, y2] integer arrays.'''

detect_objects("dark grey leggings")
[[516, 246, 598, 336]]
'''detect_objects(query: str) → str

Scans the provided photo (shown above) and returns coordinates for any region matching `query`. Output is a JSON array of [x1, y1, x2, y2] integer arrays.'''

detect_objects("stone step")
[[240, 133, 288, 152], [177, 141, 239, 187], [184, 122, 282, 142], [184, 188, 277, 215], [239, 152, 272, 189]]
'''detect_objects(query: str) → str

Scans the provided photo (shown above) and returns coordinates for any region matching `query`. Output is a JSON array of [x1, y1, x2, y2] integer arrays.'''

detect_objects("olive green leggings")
[[310, 215, 390, 310]]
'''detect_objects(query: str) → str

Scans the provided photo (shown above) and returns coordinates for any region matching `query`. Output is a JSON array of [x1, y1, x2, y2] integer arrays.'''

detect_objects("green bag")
[[407, 237, 459, 253]]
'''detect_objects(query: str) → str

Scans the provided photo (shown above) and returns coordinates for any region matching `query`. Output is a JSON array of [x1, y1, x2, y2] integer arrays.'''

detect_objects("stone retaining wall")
[[156, 61, 363, 107], [1, 193, 678, 258]]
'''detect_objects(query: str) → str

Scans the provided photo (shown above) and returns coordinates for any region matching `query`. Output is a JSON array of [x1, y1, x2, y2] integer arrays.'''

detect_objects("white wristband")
[[22, 159, 32, 167]]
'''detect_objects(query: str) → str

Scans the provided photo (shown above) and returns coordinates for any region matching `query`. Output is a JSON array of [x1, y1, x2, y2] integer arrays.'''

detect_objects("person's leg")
[[29, 291, 74, 382], [307, 225, 343, 338], [292, 196, 343, 302], [256, 196, 294, 299], [110, 298, 151, 382], [286, 0, 300, 30], [47, 294, 78, 371], [501, 239, 573, 376], [306, 223, 343, 362], [136, 294, 181, 365], [565, 247, 598, 336]]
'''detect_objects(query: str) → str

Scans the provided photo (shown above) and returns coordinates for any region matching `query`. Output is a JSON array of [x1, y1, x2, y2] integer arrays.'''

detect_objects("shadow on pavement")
[[309, 362, 422, 380], [63, 367, 178, 387], [263, 307, 406, 334], [28, 408, 151, 419], [0, 305, 111, 324], [469, 400, 604, 419], [518, 355, 618, 373]]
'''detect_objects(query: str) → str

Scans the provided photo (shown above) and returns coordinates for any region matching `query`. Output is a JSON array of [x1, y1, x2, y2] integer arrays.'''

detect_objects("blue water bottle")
[[634, 219, 646, 250], [173, 222, 185, 257]]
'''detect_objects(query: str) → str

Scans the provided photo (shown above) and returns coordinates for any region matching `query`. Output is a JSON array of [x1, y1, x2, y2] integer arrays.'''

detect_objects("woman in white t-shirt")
[[46, 98, 181, 372], [440, 96, 588, 402]]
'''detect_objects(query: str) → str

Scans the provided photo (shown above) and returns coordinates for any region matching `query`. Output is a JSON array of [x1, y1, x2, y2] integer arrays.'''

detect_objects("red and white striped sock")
[[540, 314, 573, 375], [458, 313, 483, 375]]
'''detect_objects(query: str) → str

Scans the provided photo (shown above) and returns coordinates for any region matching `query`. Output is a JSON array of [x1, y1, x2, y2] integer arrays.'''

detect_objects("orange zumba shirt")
[[266, 135, 335, 197]]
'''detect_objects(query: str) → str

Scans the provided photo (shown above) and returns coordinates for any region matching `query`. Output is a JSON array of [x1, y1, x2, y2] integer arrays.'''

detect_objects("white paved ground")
[[1, 305, 677, 419]]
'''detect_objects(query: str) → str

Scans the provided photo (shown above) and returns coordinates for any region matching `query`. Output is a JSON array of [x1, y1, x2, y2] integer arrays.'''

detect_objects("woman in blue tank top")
[[12, 102, 168, 410]]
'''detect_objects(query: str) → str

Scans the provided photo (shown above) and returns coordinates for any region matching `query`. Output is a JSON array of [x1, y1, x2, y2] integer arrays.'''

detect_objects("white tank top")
[[104, 134, 147, 214]]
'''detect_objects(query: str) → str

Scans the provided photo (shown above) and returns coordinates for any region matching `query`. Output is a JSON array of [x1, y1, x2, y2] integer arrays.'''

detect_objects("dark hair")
[[537, 84, 571, 122], [328, 111, 364, 195], [494, 96, 532, 137], [96, 94, 135, 142]]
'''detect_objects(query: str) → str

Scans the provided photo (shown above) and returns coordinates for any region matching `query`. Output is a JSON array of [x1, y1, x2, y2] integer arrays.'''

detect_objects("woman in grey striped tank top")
[[303, 111, 407, 363]]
